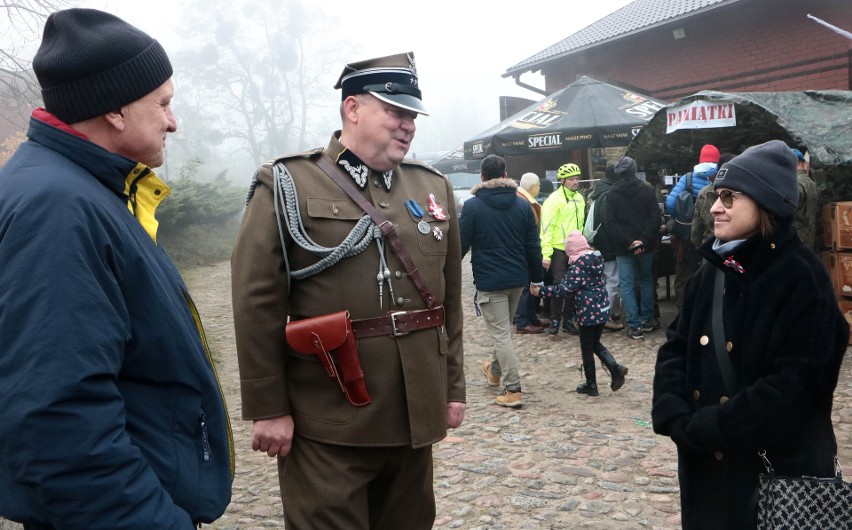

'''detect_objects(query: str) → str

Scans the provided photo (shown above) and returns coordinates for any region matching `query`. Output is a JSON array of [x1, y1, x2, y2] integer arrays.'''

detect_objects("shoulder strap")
[[314, 156, 437, 309], [712, 268, 742, 394], [686, 172, 693, 193]]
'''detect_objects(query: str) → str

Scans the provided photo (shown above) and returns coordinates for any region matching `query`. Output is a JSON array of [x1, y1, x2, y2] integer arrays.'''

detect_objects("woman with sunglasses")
[[651, 140, 848, 529]]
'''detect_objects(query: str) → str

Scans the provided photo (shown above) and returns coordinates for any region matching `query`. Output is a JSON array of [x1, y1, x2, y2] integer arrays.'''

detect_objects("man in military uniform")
[[792, 148, 818, 252], [231, 52, 465, 529]]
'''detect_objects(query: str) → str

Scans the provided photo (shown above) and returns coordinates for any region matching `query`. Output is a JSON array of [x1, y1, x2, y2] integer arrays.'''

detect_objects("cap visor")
[[370, 92, 428, 116]]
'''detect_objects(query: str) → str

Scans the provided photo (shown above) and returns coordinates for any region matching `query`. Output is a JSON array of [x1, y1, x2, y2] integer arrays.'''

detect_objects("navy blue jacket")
[[0, 113, 233, 528], [460, 177, 544, 291]]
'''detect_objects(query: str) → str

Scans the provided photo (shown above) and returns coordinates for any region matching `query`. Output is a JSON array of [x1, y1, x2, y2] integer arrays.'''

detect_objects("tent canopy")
[[626, 90, 852, 173], [463, 76, 665, 159]]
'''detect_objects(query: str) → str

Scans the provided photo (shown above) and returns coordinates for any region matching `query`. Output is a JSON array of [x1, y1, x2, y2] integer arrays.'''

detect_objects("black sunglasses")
[[707, 189, 743, 208]]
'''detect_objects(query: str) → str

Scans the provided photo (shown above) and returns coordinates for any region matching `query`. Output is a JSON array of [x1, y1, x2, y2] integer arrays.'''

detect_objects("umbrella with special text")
[[463, 76, 665, 159]]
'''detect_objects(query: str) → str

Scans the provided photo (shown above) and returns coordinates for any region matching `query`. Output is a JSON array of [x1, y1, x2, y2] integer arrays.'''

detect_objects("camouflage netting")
[[626, 90, 852, 203]]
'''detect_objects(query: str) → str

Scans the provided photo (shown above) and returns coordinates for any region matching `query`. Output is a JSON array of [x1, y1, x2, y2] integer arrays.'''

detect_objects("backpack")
[[671, 172, 694, 240]]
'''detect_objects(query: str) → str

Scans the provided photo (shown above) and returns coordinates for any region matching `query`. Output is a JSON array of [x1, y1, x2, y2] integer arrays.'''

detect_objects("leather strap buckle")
[[389, 311, 409, 337]]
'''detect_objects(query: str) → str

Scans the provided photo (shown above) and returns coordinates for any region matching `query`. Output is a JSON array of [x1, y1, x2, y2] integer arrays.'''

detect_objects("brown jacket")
[[231, 133, 465, 448]]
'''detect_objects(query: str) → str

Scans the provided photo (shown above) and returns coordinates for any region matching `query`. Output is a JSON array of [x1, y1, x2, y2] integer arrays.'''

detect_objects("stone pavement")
[[2, 258, 849, 529], [186, 258, 851, 530]]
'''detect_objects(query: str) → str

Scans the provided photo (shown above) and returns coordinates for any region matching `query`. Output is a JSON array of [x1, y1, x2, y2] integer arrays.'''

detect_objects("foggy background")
[[2, 0, 634, 185]]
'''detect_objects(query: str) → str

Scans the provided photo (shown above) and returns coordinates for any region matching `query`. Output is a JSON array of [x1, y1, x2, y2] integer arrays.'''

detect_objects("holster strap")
[[351, 306, 445, 339]]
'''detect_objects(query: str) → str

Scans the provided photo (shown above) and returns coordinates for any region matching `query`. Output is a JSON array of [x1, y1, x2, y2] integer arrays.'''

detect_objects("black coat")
[[652, 220, 848, 529], [603, 176, 660, 255], [460, 177, 544, 291]]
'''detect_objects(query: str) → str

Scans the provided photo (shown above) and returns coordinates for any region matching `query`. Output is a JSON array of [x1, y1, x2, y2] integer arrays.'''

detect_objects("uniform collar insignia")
[[336, 148, 394, 191]]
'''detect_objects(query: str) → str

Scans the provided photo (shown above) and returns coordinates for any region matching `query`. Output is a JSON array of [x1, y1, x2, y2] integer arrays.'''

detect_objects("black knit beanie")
[[713, 140, 798, 217], [33, 8, 173, 124], [613, 156, 637, 180]]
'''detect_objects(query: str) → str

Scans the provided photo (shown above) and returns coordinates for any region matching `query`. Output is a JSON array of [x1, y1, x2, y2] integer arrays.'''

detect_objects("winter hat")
[[699, 144, 721, 164], [566, 230, 592, 264], [33, 8, 173, 124], [791, 148, 806, 161], [713, 140, 798, 217], [613, 156, 637, 179]]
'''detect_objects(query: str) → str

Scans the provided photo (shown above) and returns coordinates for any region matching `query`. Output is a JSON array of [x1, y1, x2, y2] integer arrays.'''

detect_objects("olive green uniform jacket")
[[795, 169, 818, 252], [231, 133, 465, 449]]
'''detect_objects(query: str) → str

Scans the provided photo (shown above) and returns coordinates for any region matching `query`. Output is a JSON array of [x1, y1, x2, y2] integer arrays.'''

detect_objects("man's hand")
[[530, 284, 541, 297], [447, 402, 465, 429], [542, 259, 551, 271], [252, 415, 294, 457]]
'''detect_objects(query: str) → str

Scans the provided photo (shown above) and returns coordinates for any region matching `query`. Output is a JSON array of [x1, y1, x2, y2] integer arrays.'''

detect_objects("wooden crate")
[[839, 299, 852, 345], [822, 202, 852, 250], [822, 251, 852, 299]]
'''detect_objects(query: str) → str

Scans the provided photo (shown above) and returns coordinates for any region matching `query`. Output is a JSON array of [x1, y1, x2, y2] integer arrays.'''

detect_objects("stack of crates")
[[821, 201, 852, 344]]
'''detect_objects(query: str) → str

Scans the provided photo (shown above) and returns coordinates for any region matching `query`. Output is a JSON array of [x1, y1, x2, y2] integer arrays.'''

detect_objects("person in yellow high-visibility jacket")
[[540, 163, 585, 335]]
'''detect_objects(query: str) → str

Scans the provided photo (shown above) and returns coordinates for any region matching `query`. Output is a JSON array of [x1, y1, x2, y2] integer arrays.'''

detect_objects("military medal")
[[406, 199, 431, 234], [432, 226, 444, 240], [427, 193, 447, 220]]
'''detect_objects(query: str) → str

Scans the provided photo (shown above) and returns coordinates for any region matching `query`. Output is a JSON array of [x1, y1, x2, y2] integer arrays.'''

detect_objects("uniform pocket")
[[415, 220, 450, 256]]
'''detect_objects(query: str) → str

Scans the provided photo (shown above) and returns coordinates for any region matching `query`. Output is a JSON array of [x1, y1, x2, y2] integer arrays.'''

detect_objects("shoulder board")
[[265, 147, 325, 167], [401, 158, 446, 177]]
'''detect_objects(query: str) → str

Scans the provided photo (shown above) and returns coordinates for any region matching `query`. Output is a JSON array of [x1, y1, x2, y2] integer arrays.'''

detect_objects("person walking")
[[652, 140, 848, 529], [532, 231, 628, 396], [603, 156, 661, 340], [231, 52, 465, 529], [540, 163, 585, 335], [461, 155, 544, 407], [514, 172, 546, 334], [0, 9, 233, 528]]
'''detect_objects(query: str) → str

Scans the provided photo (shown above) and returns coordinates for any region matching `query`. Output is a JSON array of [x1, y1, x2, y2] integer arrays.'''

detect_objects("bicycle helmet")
[[557, 163, 581, 179]]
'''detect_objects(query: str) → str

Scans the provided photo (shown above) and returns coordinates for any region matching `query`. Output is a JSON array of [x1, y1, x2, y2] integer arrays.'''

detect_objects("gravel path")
[[2, 257, 850, 529]]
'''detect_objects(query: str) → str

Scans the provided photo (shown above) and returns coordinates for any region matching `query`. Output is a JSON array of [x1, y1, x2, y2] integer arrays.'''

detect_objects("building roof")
[[504, 0, 743, 77]]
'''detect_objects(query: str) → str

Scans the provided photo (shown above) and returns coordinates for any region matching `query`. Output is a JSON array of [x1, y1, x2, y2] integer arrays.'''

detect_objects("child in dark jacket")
[[533, 230, 628, 396]]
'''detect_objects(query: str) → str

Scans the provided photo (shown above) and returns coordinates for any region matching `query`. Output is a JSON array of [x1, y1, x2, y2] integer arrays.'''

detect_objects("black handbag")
[[756, 450, 852, 529]]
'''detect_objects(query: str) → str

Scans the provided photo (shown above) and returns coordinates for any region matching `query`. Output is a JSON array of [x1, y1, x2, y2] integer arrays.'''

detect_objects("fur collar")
[[470, 177, 518, 194]]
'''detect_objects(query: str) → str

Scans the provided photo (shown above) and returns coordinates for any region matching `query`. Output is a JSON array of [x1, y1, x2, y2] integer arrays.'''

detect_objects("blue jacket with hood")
[[459, 177, 544, 291], [664, 162, 718, 215], [0, 111, 233, 528]]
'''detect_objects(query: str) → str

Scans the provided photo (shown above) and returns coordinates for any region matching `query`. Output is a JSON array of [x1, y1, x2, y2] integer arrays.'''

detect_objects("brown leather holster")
[[285, 311, 371, 407]]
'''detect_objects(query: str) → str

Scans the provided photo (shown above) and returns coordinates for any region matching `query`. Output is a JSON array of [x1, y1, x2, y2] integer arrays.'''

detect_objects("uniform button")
[[396, 297, 408, 306], [720, 396, 729, 404], [332, 204, 339, 216], [373, 180, 380, 187], [700, 335, 709, 346], [715, 451, 724, 461], [726, 341, 733, 352], [692, 390, 701, 400]]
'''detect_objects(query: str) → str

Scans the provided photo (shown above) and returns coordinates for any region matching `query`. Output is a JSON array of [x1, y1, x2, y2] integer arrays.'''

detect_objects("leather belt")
[[351, 306, 445, 339]]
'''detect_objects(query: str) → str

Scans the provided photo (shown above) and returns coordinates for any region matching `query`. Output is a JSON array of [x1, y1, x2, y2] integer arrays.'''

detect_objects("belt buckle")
[[389, 311, 409, 337]]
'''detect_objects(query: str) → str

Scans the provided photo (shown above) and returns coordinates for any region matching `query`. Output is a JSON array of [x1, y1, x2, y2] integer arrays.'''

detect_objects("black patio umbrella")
[[429, 147, 481, 174], [463, 76, 665, 159]]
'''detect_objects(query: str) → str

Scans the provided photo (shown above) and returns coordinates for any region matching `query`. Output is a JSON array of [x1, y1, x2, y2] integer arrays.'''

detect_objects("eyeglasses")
[[708, 189, 743, 208]]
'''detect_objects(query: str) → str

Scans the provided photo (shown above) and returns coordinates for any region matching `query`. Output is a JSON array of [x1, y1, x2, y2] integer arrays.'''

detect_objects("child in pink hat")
[[532, 230, 628, 395]]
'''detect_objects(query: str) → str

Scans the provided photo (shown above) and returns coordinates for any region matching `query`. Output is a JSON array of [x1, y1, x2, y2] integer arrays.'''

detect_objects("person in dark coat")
[[652, 140, 848, 529], [603, 156, 661, 339], [461, 154, 544, 408], [586, 164, 623, 331]]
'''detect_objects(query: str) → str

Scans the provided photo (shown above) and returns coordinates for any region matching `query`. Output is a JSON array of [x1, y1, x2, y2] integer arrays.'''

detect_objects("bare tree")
[[172, 0, 343, 168], [0, 1, 76, 128]]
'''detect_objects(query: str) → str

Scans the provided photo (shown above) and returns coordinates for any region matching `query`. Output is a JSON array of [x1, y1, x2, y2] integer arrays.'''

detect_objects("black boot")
[[547, 319, 560, 335], [576, 350, 599, 396], [595, 346, 628, 392]]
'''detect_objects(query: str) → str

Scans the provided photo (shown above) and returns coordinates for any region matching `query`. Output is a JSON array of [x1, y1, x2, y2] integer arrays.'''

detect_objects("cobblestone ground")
[[3, 258, 850, 529]]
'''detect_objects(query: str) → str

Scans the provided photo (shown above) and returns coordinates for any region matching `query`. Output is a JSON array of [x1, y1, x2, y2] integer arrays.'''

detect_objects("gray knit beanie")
[[713, 140, 798, 217], [33, 8, 173, 124]]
